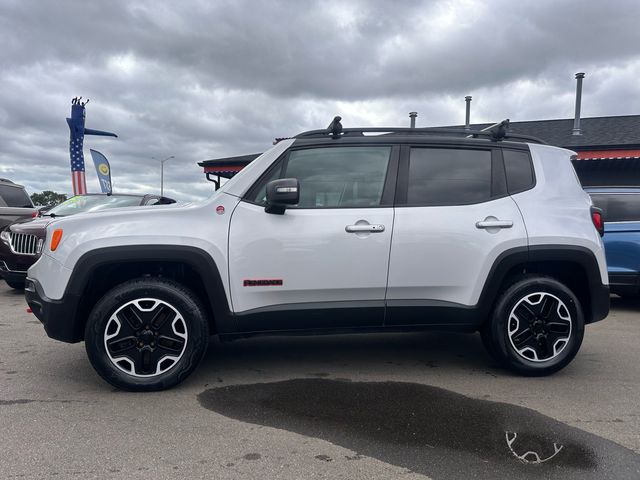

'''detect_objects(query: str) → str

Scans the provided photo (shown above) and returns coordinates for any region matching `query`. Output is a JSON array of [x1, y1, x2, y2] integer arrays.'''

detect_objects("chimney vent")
[[464, 96, 472, 130], [409, 111, 418, 128], [572, 72, 585, 136]]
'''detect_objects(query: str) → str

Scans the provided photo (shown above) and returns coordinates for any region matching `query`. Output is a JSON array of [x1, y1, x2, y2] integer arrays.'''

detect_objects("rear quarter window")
[[590, 193, 640, 222], [503, 149, 534, 194]]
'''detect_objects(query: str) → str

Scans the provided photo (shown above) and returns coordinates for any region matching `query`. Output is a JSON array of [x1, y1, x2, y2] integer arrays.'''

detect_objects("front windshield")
[[46, 195, 142, 216]]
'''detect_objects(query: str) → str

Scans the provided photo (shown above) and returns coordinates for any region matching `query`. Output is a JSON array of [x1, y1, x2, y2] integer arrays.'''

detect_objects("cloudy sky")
[[1, 0, 639, 201]]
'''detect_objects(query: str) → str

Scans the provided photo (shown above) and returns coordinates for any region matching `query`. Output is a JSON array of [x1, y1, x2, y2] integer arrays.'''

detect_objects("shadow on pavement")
[[198, 330, 500, 378], [610, 295, 640, 310]]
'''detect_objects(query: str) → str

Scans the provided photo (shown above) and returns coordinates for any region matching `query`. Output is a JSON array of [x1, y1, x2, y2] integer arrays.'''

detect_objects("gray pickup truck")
[[0, 178, 36, 230]]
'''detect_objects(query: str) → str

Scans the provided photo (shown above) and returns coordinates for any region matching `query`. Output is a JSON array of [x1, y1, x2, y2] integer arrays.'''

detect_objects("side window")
[[0, 185, 32, 208], [503, 149, 534, 193], [590, 194, 640, 222], [248, 146, 391, 208], [407, 148, 492, 205]]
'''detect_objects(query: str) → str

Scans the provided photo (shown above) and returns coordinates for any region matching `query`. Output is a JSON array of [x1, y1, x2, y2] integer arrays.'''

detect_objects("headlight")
[[0, 230, 9, 243]]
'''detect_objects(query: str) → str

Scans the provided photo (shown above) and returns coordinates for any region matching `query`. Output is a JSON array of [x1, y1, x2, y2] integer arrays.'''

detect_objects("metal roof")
[[445, 115, 640, 150]]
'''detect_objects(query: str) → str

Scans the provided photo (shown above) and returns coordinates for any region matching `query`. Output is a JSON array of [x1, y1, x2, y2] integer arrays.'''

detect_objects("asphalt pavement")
[[1, 283, 639, 479]]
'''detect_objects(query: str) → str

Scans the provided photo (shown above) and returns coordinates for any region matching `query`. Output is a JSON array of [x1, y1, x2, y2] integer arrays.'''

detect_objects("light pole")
[[153, 155, 174, 197]]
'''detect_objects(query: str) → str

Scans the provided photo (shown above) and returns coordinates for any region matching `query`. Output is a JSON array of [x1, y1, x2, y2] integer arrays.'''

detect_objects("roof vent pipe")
[[409, 111, 417, 128], [464, 96, 472, 130], [572, 72, 585, 136]]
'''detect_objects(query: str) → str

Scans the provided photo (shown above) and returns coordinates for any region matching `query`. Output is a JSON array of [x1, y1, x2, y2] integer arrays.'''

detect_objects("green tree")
[[30, 191, 67, 207]]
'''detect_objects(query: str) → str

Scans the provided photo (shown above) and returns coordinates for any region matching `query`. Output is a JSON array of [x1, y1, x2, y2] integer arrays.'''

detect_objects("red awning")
[[203, 165, 245, 174], [575, 149, 640, 160]]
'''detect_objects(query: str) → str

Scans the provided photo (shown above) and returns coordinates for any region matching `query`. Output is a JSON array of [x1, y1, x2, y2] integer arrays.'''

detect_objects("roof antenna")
[[327, 116, 343, 138]]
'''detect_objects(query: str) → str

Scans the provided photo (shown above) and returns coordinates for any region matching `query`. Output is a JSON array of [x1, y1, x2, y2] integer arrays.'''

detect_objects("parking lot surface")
[[1, 283, 639, 479]]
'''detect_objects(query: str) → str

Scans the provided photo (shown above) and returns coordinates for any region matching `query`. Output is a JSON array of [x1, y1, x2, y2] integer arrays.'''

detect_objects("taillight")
[[591, 207, 604, 237], [31, 211, 37, 218]]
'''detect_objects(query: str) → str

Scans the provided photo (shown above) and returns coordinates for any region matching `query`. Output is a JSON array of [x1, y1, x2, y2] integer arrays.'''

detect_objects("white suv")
[[25, 119, 609, 391]]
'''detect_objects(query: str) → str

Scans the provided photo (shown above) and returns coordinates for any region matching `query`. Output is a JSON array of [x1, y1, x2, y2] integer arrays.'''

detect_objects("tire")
[[5, 279, 25, 290], [483, 275, 584, 376], [85, 277, 209, 391]]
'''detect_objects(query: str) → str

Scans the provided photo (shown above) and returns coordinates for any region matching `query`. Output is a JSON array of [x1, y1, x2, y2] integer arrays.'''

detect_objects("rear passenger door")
[[385, 145, 529, 326]]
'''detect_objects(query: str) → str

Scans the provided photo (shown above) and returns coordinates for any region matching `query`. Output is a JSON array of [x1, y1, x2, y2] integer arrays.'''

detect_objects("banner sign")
[[90, 149, 113, 194]]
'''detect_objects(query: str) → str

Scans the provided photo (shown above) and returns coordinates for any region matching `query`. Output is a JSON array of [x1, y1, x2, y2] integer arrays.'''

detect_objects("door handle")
[[345, 224, 385, 233], [476, 220, 513, 229]]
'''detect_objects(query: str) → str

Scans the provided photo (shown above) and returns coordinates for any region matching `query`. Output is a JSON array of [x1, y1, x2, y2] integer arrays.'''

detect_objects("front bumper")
[[25, 277, 83, 343], [0, 260, 27, 284]]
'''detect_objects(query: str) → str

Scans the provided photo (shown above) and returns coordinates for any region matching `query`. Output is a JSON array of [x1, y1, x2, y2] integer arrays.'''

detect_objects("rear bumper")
[[25, 277, 83, 343]]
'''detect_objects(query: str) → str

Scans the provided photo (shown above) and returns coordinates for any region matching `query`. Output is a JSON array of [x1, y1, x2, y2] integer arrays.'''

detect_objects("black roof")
[[445, 115, 640, 150]]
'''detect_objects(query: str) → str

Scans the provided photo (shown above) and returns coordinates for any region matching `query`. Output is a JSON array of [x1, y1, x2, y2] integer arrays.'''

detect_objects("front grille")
[[9, 232, 39, 255]]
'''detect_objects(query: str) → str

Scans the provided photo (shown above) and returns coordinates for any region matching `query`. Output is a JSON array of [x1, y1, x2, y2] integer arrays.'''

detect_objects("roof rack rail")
[[296, 116, 547, 145]]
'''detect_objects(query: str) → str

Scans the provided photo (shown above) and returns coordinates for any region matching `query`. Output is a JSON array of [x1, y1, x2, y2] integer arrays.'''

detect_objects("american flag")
[[70, 135, 87, 195]]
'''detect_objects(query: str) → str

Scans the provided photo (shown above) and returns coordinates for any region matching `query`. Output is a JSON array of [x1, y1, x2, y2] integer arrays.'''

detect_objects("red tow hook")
[[26, 307, 33, 314]]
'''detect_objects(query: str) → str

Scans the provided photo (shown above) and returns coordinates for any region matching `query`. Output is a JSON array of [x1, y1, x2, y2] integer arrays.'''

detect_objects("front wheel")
[[483, 276, 584, 376], [85, 278, 209, 391]]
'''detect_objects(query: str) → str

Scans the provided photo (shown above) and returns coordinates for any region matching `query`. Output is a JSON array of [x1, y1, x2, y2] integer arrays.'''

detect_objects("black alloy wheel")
[[483, 275, 585, 376], [85, 278, 209, 391]]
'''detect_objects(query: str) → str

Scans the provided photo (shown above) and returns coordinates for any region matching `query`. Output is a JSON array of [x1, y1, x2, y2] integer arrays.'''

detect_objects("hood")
[[9, 217, 51, 237], [46, 200, 199, 232]]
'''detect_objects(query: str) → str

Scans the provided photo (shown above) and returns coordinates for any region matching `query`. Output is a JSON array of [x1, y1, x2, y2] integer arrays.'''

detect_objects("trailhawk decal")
[[243, 279, 283, 287]]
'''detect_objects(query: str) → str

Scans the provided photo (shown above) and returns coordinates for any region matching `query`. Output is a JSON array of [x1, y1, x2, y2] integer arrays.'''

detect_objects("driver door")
[[228, 145, 399, 332]]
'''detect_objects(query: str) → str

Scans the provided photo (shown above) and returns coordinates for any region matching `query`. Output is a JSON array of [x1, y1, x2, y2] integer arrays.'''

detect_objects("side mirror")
[[265, 178, 299, 214]]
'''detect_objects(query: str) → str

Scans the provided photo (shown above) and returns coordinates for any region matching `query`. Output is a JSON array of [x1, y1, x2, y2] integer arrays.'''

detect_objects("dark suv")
[[0, 193, 175, 289]]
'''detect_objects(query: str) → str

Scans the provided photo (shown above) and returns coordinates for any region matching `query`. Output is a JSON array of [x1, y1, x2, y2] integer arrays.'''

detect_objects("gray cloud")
[[0, 0, 639, 200]]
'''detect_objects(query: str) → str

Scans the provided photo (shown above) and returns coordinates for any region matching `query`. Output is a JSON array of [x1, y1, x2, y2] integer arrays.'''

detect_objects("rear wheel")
[[85, 278, 209, 391], [483, 276, 584, 376]]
